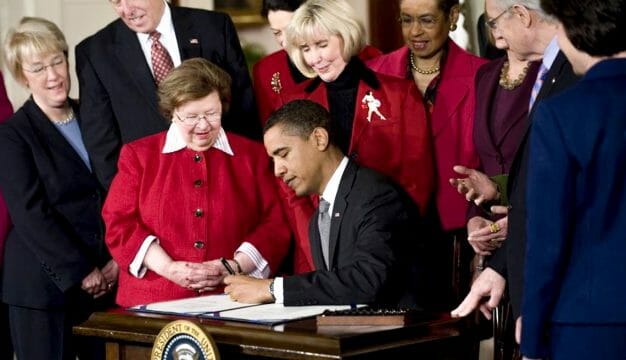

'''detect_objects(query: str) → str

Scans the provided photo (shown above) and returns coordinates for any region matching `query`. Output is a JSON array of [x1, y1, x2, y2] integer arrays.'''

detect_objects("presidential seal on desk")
[[151, 320, 219, 360]]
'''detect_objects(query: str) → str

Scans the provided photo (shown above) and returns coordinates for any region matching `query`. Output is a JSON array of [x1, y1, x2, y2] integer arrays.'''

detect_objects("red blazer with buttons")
[[253, 47, 383, 127], [367, 40, 487, 231], [103, 131, 290, 307], [280, 63, 435, 272]]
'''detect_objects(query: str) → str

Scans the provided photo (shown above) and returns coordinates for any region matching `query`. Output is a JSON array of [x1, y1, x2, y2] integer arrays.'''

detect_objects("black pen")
[[220, 257, 236, 275]]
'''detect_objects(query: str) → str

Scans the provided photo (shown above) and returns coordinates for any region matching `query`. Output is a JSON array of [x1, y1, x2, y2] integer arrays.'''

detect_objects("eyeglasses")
[[397, 14, 440, 30], [23, 56, 66, 75], [485, 7, 512, 30], [175, 111, 221, 126]]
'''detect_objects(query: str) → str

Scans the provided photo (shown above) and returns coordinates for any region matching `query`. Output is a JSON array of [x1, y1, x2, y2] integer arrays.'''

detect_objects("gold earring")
[[450, 23, 457, 31]]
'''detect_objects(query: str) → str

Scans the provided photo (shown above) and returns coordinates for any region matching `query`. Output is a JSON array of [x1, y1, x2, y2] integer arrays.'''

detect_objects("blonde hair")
[[3, 17, 68, 84], [285, 0, 365, 78], [158, 58, 232, 121]]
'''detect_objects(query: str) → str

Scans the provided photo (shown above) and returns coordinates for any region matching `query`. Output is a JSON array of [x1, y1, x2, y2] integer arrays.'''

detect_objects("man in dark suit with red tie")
[[224, 100, 424, 307], [76, 0, 259, 189]]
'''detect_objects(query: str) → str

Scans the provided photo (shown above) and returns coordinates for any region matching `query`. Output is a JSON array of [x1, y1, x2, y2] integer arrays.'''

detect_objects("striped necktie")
[[529, 63, 549, 111], [149, 31, 174, 85], [318, 198, 331, 269]]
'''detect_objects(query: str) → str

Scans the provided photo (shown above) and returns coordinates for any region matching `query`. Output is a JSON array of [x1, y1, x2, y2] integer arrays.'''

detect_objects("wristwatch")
[[269, 279, 276, 301]]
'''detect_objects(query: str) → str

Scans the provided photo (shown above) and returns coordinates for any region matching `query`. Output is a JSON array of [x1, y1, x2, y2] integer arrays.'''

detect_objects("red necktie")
[[149, 31, 174, 85]]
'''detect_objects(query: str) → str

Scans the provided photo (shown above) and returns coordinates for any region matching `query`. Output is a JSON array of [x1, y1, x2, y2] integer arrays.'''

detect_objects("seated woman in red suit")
[[367, 0, 487, 307], [103, 58, 291, 307], [279, 0, 435, 274], [253, 0, 382, 126], [0, 17, 115, 359]]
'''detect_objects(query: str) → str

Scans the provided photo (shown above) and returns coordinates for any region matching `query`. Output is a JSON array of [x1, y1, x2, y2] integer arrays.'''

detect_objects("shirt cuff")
[[274, 277, 284, 304], [235, 242, 269, 278], [129, 235, 159, 278]]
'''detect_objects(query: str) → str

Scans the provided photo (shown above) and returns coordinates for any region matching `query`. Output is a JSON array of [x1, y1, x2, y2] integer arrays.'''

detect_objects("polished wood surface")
[[74, 308, 476, 359]]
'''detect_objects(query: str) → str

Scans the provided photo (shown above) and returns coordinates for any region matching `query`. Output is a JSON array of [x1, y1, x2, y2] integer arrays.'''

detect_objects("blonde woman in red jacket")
[[103, 59, 290, 307]]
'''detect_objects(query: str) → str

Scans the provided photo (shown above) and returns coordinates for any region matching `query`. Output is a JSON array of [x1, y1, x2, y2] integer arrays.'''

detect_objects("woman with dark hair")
[[253, 0, 308, 125], [367, 0, 487, 307], [522, 0, 626, 358], [280, 0, 434, 275]]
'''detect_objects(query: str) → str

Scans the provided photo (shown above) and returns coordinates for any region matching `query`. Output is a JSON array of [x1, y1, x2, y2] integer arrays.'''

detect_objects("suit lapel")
[[509, 52, 577, 195], [112, 22, 159, 108], [24, 100, 92, 173], [430, 42, 471, 137], [327, 161, 357, 268], [171, 7, 202, 59]]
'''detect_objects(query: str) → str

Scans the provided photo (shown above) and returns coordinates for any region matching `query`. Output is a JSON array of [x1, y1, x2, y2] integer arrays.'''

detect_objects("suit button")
[[194, 208, 204, 217], [193, 154, 202, 162], [193, 241, 204, 249], [193, 179, 203, 187]]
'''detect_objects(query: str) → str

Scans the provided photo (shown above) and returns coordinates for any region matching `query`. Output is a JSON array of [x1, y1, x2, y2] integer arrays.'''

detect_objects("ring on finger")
[[489, 222, 500, 233]]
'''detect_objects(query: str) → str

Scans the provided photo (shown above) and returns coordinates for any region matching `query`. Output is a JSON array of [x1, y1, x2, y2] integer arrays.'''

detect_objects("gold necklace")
[[499, 61, 530, 90], [51, 108, 75, 125], [409, 52, 440, 75]]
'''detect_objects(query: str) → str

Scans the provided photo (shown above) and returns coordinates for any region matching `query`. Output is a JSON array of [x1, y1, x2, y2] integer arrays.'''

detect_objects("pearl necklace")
[[51, 108, 75, 126], [499, 61, 530, 90], [409, 52, 440, 75]]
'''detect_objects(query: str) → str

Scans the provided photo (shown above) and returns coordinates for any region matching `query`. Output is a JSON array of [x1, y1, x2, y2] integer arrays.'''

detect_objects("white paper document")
[[129, 294, 252, 315], [129, 294, 362, 325]]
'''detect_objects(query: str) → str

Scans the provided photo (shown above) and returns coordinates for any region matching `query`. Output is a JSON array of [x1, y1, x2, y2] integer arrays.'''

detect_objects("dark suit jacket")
[[284, 161, 423, 307], [75, 6, 259, 189], [522, 58, 626, 358], [0, 99, 110, 309], [488, 51, 579, 317]]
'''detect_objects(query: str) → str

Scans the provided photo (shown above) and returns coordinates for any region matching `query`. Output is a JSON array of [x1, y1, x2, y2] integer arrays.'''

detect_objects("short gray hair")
[[285, 0, 365, 78], [492, 0, 553, 21]]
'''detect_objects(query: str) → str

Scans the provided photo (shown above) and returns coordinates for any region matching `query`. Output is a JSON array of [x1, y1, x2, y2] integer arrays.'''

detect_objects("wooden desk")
[[74, 309, 476, 359]]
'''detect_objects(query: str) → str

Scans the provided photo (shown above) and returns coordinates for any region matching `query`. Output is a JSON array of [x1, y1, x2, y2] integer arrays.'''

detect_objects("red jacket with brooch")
[[253, 46, 383, 126], [103, 132, 290, 307], [280, 62, 435, 273], [367, 41, 487, 231]]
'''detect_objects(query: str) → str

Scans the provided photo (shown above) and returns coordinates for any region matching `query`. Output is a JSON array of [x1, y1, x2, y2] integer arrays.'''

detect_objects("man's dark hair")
[[541, 0, 626, 56], [261, 0, 306, 18], [264, 100, 338, 146]]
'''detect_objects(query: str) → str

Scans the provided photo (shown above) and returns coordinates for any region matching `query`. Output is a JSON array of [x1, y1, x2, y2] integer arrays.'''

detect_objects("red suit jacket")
[[367, 41, 487, 231], [103, 131, 290, 307], [281, 64, 434, 272], [253, 46, 383, 126]]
